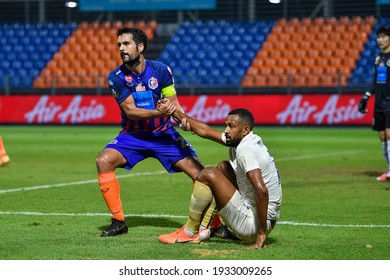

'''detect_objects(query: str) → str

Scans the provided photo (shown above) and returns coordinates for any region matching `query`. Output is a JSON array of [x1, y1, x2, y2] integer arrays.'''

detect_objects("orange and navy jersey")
[[108, 60, 177, 133]]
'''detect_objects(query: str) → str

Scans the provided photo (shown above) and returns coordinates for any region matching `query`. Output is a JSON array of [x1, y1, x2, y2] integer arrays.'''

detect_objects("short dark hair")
[[376, 25, 390, 37], [117, 27, 148, 53], [228, 108, 254, 130]]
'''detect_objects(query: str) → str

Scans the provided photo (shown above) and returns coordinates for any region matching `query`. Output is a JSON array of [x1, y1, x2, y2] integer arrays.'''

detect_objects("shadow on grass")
[[98, 216, 183, 232], [363, 170, 382, 178], [98, 218, 279, 247]]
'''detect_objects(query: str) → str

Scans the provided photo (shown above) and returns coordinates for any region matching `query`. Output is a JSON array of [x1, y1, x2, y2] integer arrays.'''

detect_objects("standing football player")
[[358, 25, 390, 181], [96, 27, 228, 238]]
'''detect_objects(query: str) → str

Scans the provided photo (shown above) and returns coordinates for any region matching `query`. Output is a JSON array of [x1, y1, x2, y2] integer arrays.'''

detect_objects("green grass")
[[0, 125, 389, 260]]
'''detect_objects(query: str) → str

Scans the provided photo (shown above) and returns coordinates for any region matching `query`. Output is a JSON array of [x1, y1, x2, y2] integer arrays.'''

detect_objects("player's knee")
[[96, 155, 104, 169], [96, 154, 111, 171], [216, 160, 230, 172], [196, 166, 218, 183]]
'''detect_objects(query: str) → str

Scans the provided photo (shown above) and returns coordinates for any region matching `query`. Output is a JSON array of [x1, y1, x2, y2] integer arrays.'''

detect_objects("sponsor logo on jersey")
[[135, 83, 146, 92], [148, 77, 158, 89]]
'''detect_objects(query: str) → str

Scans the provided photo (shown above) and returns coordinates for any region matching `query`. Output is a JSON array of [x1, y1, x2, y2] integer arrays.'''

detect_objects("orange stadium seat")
[[33, 76, 45, 88], [338, 67, 351, 77], [279, 58, 289, 69], [306, 76, 320, 87], [298, 67, 311, 76], [239, 15, 376, 88], [247, 67, 258, 77], [266, 77, 281, 87], [259, 67, 272, 76], [252, 57, 265, 69], [272, 67, 285, 76], [291, 76, 307, 87], [311, 67, 324, 76], [304, 58, 316, 68], [56, 20, 156, 83], [343, 57, 357, 68], [253, 76, 267, 87], [241, 77, 254, 87]]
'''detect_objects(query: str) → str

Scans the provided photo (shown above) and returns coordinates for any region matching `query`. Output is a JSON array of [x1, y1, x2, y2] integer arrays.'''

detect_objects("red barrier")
[[0, 94, 373, 125]]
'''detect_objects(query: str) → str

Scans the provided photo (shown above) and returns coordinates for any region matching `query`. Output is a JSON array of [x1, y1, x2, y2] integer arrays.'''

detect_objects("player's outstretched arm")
[[174, 110, 226, 145]]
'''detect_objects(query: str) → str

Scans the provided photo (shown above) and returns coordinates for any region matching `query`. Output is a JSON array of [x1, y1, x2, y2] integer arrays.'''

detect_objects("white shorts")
[[218, 190, 274, 242]]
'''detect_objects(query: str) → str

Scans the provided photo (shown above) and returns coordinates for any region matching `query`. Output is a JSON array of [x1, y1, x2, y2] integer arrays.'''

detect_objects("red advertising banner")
[[0, 94, 373, 125]]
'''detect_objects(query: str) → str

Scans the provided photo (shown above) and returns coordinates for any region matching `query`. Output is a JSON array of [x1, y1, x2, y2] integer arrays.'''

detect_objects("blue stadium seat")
[[0, 22, 77, 88], [348, 17, 390, 87], [158, 19, 273, 87]]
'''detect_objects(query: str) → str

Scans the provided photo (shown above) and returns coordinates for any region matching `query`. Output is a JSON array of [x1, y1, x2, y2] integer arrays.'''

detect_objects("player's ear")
[[242, 125, 250, 137], [138, 43, 145, 53]]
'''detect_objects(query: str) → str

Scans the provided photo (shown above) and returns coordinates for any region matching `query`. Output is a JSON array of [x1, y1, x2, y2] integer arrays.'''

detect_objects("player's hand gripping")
[[156, 98, 176, 116], [178, 118, 191, 131]]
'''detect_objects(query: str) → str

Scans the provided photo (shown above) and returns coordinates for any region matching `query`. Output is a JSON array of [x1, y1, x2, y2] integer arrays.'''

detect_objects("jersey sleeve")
[[107, 70, 132, 104], [159, 66, 176, 97]]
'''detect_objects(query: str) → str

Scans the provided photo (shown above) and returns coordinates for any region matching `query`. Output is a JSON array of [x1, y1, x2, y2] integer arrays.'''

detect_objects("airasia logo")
[[277, 95, 365, 124], [24, 95, 106, 123], [183, 96, 231, 122]]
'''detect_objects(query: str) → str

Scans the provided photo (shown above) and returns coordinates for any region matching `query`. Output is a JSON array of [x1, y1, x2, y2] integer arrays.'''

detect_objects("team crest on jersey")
[[125, 75, 133, 82], [136, 83, 146, 92], [148, 77, 158, 89]]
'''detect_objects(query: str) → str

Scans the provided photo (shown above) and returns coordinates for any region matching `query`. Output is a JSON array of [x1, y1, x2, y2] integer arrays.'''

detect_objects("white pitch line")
[[276, 150, 365, 162], [0, 150, 365, 195], [0, 211, 388, 228], [279, 221, 390, 228], [0, 170, 167, 194], [0, 211, 184, 219]]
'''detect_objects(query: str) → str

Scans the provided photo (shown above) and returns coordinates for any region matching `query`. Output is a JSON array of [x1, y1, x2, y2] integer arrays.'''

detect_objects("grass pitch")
[[0, 125, 389, 260]]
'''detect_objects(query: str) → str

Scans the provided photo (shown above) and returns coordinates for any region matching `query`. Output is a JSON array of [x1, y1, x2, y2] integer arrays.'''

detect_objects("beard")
[[226, 137, 242, 147], [122, 52, 141, 68]]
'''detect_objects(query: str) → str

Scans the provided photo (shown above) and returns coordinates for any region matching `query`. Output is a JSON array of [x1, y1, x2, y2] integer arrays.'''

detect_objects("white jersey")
[[228, 131, 282, 221]]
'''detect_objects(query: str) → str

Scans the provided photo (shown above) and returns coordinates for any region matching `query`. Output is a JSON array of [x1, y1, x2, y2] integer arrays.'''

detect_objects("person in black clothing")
[[358, 25, 390, 181]]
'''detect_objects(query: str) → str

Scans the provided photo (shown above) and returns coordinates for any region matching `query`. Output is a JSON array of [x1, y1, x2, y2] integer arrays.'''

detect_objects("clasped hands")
[[157, 98, 191, 131]]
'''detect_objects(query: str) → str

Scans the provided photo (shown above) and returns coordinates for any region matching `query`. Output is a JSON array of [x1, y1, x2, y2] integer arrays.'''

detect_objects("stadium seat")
[[241, 16, 377, 88], [29, 20, 157, 88], [0, 22, 76, 89], [158, 19, 273, 87]]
